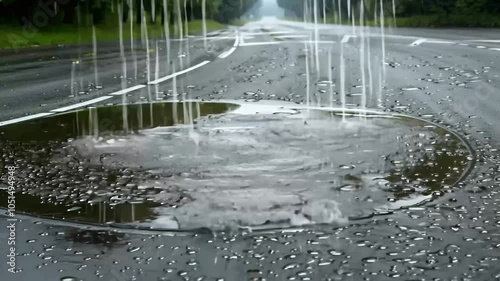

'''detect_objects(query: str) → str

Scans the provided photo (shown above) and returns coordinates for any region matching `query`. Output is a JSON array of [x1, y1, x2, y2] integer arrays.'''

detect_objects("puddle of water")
[[0, 101, 471, 232]]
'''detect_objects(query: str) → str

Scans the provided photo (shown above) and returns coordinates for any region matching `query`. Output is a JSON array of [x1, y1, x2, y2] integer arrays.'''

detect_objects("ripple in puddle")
[[0, 101, 472, 232]]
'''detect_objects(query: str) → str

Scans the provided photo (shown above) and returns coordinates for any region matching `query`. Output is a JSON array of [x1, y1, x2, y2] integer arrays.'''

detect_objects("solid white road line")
[[219, 31, 240, 59], [241, 31, 295, 36], [195, 36, 236, 41], [410, 39, 427, 46], [109, 85, 146, 96], [0, 113, 55, 127], [302, 40, 336, 44], [341, 35, 355, 44], [239, 41, 284, 47], [275, 35, 309, 39], [233, 32, 240, 47], [220, 47, 237, 59], [426, 40, 454, 44], [218, 50, 230, 58], [148, 60, 211, 85], [491, 48, 500, 51], [466, 40, 500, 43], [51, 96, 114, 113], [240, 41, 336, 47]]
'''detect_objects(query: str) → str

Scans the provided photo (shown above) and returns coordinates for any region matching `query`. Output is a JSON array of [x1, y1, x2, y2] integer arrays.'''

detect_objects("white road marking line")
[[220, 47, 237, 59], [239, 41, 283, 47], [491, 48, 500, 51], [426, 40, 454, 44], [109, 85, 146, 96], [466, 40, 500, 43], [275, 35, 309, 39], [410, 39, 427, 46], [0, 113, 55, 127], [268, 31, 295, 35], [240, 40, 335, 47], [195, 36, 236, 41], [233, 32, 240, 47], [341, 35, 355, 44], [239, 35, 246, 45], [302, 40, 336, 44], [149, 60, 211, 85], [218, 31, 240, 59], [51, 96, 114, 113], [241, 31, 295, 36], [218, 50, 229, 58]]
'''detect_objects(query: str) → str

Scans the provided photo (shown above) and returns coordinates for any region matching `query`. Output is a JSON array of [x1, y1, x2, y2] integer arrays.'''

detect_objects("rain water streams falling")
[[184, 0, 189, 37], [0, 0, 472, 232], [0, 102, 473, 230], [130, 0, 138, 78], [202, 0, 207, 49], [359, 0, 367, 112], [163, 0, 171, 69], [175, 0, 184, 40], [92, 25, 99, 88], [118, 3, 129, 132], [313, 0, 320, 75], [299, 0, 395, 114]]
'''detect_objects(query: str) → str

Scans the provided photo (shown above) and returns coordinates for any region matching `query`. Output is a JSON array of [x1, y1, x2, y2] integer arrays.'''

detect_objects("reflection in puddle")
[[0, 101, 472, 231]]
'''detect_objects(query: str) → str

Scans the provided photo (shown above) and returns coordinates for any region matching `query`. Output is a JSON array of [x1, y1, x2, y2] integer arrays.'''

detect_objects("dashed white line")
[[0, 112, 55, 127], [410, 39, 427, 46], [148, 60, 211, 85], [491, 48, 500, 52], [51, 96, 114, 113], [109, 84, 146, 96]]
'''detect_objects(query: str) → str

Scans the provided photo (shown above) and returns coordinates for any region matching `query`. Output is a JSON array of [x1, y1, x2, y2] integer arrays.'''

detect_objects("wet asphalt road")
[[1, 19, 500, 280]]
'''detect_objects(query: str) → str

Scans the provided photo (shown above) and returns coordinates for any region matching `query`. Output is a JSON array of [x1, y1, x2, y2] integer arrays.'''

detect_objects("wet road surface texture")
[[1, 19, 500, 281]]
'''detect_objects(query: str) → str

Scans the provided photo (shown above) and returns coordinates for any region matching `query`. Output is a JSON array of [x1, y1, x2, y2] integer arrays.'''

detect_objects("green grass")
[[284, 14, 500, 28], [373, 14, 500, 28], [230, 18, 248, 27], [0, 20, 226, 50]]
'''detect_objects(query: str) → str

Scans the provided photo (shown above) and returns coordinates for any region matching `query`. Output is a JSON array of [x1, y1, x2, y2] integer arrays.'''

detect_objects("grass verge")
[[284, 14, 500, 28], [368, 14, 500, 28], [230, 18, 248, 27], [0, 20, 225, 50]]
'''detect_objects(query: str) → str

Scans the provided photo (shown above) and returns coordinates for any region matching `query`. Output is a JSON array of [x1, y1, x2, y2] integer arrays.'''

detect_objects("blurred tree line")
[[278, 0, 500, 20], [0, 0, 258, 26]]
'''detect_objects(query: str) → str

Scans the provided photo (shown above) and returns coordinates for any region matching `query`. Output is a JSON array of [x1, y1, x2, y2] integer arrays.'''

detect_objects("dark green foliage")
[[0, 0, 258, 27], [277, 0, 500, 27]]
